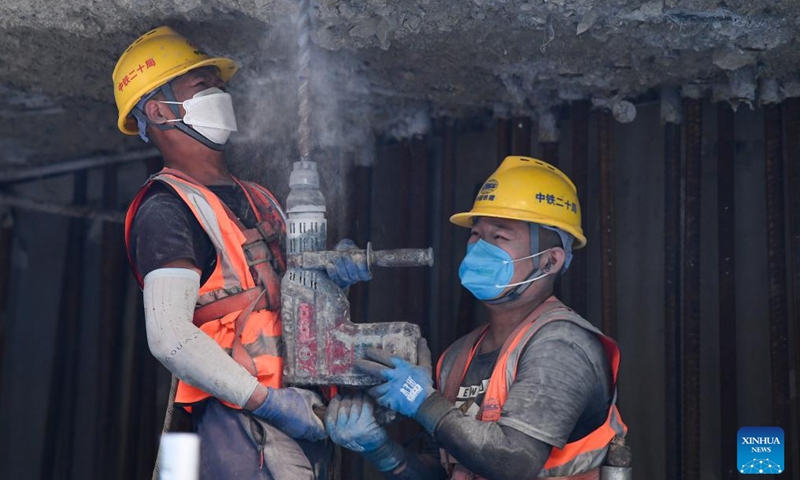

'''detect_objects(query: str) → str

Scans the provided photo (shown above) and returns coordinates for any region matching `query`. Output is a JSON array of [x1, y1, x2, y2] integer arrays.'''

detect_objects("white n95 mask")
[[161, 87, 238, 145]]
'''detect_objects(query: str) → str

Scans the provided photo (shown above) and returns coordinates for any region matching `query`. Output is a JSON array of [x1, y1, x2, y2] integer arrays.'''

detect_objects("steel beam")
[[407, 136, 432, 335], [0, 209, 12, 401], [95, 165, 128, 480], [663, 119, 682, 480], [40, 172, 87, 480], [345, 164, 373, 325], [717, 103, 738, 480], [438, 119, 457, 354], [398, 140, 413, 321], [497, 118, 511, 160], [764, 104, 791, 431], [597, 111, 616, 337], [682, 98, 703, 480], [541, 142, 559, 167], [510, 116, 532, 156], [785, 97, 800, 479], [570, 101, 589, 316], [0, 148, 159, 184], [0, 191, 125, 222]]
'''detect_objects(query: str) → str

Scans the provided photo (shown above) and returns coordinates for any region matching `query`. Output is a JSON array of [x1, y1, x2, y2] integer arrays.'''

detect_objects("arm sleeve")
[[412, 322, 609, 480], [143, 268, 259, 407], [417, 394, 552, 480], [383, 433, 447, 480]]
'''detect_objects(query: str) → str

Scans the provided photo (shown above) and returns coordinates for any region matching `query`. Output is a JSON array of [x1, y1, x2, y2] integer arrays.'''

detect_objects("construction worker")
[[114, 26, 370, 479], [325, 156, 627, 480]]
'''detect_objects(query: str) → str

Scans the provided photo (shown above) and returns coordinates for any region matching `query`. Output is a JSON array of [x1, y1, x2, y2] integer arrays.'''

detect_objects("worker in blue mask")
[[326, 156, 628, 480]]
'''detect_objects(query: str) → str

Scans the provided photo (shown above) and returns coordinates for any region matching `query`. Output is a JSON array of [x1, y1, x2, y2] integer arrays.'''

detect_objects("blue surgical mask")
[[458, 239, 551, 300]]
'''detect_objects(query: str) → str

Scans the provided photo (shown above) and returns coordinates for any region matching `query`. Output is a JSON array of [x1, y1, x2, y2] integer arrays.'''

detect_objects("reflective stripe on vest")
[[435, 296, 627, 478], [124, 168, 287, 406]]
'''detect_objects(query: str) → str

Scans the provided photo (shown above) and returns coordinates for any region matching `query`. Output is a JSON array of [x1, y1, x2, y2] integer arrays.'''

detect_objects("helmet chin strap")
[[485, 223, 548, 305], [132, 82, 226, 151]]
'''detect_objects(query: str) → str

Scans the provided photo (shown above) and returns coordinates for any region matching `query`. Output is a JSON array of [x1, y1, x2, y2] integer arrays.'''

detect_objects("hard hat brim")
[[117, 57, 238, 135], [450, 209, 587, 249]]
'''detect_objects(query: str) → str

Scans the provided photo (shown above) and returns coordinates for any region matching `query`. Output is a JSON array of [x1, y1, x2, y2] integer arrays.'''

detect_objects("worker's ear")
[[543, 247, 566, 276], [144, 99, 170, 125]]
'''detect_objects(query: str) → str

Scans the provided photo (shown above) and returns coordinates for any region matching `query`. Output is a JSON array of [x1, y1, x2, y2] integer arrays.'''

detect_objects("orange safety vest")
[[125, 167, 287, 406], [435, 296, 627, 479]]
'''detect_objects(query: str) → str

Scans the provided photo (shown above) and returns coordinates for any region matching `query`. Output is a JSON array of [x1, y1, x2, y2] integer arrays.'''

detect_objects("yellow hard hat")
[[450, 156, 586, 248], [113, 26, 238, 135]]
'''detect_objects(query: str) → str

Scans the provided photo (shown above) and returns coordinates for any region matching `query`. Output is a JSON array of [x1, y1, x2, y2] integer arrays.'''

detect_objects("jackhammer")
[[280, 160, 433, 391]]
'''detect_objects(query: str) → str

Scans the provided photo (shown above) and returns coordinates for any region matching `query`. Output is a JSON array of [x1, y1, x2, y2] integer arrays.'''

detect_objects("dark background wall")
[[0, 99, 798, 480]]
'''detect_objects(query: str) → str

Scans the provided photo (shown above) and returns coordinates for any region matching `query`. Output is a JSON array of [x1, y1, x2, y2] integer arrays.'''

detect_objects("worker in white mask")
[[113, 26, 369, 480]]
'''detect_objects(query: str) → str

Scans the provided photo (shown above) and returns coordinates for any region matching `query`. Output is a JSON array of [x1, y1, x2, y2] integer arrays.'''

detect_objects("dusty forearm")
[[417, 393, 550, 480], [383, 449, 447, 480], [143, 268, 260, 407]]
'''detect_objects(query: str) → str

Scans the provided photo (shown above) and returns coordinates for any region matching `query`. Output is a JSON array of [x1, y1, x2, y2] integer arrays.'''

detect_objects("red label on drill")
[[297, 302, 317, 376]]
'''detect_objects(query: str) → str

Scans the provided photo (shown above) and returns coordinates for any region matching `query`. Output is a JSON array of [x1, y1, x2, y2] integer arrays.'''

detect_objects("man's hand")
[[326, 393, 389, 452], [326, 238, 372, 288], [325, 393, 405, 472], [355, 338, 434, 418], [252, 387, 326, 441]]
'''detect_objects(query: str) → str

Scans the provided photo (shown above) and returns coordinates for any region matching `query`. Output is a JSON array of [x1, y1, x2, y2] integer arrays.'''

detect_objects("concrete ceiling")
[[1, 0, 799, 168]]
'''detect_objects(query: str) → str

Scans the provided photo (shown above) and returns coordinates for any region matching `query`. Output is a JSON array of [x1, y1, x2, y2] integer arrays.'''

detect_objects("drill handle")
[[288, 242, 434, 270]]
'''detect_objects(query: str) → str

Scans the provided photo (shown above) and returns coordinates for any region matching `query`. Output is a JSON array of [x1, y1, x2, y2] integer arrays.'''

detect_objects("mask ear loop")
[[156, 82, 227, 151], [485, 223, 545, 305], [131, 89, 163, 143], [542, 225, 574, 274]]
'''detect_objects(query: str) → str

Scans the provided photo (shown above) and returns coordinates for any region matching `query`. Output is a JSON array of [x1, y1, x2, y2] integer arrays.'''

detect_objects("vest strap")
[[441, 327, 487, 403], [230, 288, 265, 376], [193, 288, 269, 327]]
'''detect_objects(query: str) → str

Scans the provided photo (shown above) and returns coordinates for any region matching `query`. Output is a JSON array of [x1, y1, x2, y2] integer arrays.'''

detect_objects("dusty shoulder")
[[522, 319, 606, 365]]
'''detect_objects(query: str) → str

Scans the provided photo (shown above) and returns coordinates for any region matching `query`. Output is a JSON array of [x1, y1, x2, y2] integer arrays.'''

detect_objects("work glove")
[[252, 387, 326, 441], [325, 392, 405, 472], [326, 238, 372, 289], [355, 338, 434, 419]]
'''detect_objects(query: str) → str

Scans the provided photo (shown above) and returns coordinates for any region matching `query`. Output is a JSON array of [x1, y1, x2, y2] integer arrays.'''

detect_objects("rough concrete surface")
[[0, 0, 798, 166]]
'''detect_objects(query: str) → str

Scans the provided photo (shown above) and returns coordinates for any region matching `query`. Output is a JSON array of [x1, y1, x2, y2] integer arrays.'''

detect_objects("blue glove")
[[326, 238, 372, 288], [355, 338, 434, 418], [325, 392, 405, 472], [252, 387, 326, 441]]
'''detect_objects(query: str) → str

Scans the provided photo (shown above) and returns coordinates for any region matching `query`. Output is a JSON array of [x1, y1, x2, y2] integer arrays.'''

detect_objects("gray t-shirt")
[[456, 320, 612, 449]]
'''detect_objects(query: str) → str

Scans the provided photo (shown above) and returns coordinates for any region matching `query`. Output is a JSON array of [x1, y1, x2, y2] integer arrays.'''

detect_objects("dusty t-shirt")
[[129, 182, 257, 282], [456, 320, 612, 448]]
